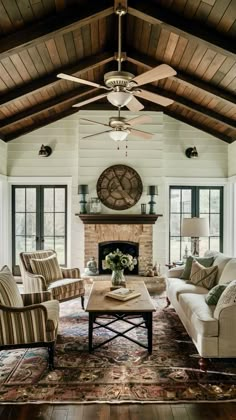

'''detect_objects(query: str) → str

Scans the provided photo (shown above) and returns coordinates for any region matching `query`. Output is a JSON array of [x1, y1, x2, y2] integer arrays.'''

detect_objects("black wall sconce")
[[185, 146, 198, 159], [38, 144, 52, 157], [78, 184, 89, 214], [148, 185, 158, 214]]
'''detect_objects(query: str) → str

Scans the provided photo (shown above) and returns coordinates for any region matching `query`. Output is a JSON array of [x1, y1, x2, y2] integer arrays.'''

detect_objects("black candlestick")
[[78, 184, 88, 214], [148, 185, 158, 214]]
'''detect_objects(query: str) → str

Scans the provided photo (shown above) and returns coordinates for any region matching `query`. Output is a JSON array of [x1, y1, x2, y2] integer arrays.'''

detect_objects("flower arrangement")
[[104, 249, 137, 272]]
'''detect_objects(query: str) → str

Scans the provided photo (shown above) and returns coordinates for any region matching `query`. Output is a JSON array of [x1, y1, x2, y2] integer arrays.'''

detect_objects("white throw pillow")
[[214, 279, 236, 319]]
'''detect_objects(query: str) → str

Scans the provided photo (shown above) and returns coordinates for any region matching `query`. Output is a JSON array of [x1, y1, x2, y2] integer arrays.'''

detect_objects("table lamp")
[[181, 217, 209, 256]]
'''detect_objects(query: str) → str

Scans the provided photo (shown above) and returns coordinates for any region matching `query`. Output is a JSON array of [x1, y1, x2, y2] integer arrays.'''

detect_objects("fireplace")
[[98, 241, 139, 275]]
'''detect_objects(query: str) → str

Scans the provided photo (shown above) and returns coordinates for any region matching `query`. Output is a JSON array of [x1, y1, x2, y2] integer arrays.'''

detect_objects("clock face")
[[97, 164, 143, 210]]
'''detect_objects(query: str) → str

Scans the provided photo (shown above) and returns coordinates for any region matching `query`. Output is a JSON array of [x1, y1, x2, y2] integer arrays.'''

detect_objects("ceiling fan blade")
[[135, 89, 174, 107], [126, 115, 152, 126], [126, 96, 144, 112], [79, 118, 110, 127], [82, 130, 112, 139], [57, 73, 109, 90], [131, 64, 177, 87], [72, 93, 108, 108], [129, 128, 153, 140]]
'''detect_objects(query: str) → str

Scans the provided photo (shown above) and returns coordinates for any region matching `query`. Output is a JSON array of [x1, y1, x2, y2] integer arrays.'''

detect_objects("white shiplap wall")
[[0, 140, 7, 175], [228, 142, 236, 177], [6, 111, 229, 269]]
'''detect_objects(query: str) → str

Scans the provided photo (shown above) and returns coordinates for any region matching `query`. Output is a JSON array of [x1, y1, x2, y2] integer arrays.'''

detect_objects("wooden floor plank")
[[0, 403, 235, 419]]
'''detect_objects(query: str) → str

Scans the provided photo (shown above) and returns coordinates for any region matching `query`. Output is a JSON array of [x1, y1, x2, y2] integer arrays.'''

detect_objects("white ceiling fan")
[[80, 111, 153, 141], [57, 6, 177, 112]]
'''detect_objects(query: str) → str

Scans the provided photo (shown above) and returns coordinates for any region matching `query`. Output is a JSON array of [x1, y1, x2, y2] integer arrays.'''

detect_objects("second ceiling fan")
[[57, 6, 177, 111]]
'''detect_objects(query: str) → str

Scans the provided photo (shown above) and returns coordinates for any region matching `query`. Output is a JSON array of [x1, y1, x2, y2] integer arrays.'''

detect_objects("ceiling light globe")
[[109, 130, 129, 141], [107, 91, 133, 107]]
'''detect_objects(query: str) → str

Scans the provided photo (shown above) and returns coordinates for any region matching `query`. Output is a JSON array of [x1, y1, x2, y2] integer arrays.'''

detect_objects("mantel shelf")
[[76, 214, 162, 224]]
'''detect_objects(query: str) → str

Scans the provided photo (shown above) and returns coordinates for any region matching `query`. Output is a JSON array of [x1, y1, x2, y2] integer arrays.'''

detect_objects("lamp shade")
[[78, 184, 88, 194], [181, 217, 209, 237], [148, 185, 158, 195]]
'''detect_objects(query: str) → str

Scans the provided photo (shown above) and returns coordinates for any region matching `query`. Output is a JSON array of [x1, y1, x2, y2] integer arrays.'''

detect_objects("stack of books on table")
[[106, 287, 141, 301]]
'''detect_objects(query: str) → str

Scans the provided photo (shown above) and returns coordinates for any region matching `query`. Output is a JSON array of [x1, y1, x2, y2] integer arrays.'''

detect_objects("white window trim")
[[0, 175, 10, 267], [165, 177, 230, 256], [7, 176, 72, 267]]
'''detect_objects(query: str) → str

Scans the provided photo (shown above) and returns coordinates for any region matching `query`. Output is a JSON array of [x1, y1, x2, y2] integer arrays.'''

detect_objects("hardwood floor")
[[0, 403, 235, 419]]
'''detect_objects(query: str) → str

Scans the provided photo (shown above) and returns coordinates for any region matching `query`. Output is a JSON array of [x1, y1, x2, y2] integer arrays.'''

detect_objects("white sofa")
[[166, 251, 236, 367]]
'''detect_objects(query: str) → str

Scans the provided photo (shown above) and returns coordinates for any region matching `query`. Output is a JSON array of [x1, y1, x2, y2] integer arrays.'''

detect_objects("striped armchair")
[[19, 250, 85, 308], [0, 266, 59, 370]]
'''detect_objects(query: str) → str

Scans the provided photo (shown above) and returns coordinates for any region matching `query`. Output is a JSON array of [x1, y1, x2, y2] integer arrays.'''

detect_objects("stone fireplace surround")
[[78, 214, 161, 275]]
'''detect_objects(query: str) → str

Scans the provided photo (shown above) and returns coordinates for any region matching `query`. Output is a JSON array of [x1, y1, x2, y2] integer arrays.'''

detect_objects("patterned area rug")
[[0, 293, 236, 403]]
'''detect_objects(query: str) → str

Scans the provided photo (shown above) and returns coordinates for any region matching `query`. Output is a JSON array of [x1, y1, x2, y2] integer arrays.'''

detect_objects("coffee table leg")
[[89, 313, 94, 353], [147, 312, 153, 354]]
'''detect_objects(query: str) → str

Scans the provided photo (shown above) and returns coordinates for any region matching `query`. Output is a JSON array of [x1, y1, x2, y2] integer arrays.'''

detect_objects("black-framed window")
[[169, 186, 223, 262], [12, 185, 67, 275]]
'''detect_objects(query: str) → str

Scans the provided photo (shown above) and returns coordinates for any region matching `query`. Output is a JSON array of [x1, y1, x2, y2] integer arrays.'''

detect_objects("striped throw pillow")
[[30, 255, 62, 285]]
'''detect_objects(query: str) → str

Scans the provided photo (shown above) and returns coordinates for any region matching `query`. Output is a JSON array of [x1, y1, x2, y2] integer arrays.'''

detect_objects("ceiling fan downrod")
[[115, 6, 127, 72]]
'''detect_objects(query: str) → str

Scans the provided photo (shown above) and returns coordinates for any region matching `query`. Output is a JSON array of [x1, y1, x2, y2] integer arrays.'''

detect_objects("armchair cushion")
[[30, 255, 62, 285], [0, 266, 23, 307]]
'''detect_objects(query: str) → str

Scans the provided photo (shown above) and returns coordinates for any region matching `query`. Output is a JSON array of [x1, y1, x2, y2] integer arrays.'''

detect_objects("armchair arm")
[[61, 267, 80, 278], [22, 271, 48, 293], [0, 303, 49, 345], [21, 291, 53, 306], [167, 266, 185, 278]]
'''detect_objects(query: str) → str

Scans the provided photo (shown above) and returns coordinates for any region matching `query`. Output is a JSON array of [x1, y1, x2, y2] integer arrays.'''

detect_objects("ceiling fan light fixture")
[[109, 130, 129, 141], [107, 91, 132, 107]]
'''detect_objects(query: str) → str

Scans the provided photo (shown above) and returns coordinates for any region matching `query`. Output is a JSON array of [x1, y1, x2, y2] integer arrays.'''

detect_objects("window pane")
[[15, 189, 25, 212], [200, 238, 209, 256], [26, 213, 36, 235], [55, 213, 65, 235], [55, 188, 65, 212], [210, 190, 220, 213], [210, 214, 220, 236], [44, 213, 54, 236], [182, 190, 191, 213], [26, 188, 36, 212], [170, 189, 180, 213], [199, 189, 209, 213], [26, 236, 36, 252], [15, 236, 26, 264], [170, 214, 180, 236], [44, 188, 54, 212], [170, 238, 181, 262], [44, 237, 54, 250], [210, 237, 220, 252], [55, 238, 65, 264], [15, 213, 25, 235]]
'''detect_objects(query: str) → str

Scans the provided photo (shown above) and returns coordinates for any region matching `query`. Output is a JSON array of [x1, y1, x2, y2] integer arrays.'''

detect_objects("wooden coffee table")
[[86, 280, 156, 353]]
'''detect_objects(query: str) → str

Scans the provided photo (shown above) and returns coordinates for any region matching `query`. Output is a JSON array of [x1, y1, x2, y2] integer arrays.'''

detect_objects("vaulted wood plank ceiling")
[[0, 0, 235, 143]]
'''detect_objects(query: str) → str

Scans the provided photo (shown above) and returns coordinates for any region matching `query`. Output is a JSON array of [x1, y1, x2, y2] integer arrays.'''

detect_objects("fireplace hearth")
[[99, 241, 139, 275]]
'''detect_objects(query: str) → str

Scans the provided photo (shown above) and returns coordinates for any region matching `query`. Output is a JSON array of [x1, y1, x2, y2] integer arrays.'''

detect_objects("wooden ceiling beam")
[[142, 85, 236, 130], [128, 0, 236, 58], [0, 52, 114, 108], [0, 87, 101, 130], [0, 1, 113, 60], [127, 51, 236, 105]]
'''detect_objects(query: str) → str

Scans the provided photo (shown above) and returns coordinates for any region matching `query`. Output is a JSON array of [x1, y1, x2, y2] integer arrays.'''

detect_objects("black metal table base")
[[88, 311, 153, 353]]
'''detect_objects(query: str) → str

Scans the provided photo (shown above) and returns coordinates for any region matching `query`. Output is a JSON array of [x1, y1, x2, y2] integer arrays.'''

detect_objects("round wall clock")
[[96, 164, 143, 210]]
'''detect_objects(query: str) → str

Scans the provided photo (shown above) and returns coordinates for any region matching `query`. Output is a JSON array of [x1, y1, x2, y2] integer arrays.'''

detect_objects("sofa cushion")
[[218, 258, 236, 285], [205, 284, 227, 305], [189, 260, 218, 290], [166, 277, 208, 303], [214, 279, 236, 319], [179, 293, 218, 337], [180, 256, 214, 280], [0, 266, 23, 307], [30, 255, 62, 285]]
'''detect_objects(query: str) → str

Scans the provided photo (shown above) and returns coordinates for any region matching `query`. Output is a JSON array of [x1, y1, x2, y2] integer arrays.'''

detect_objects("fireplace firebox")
[[99, 241, 139, 275]]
